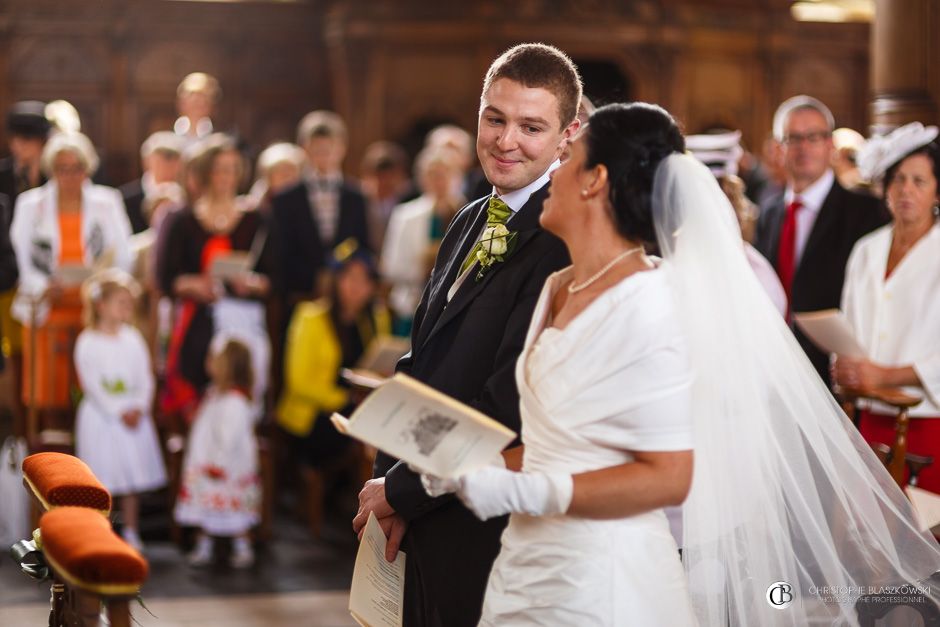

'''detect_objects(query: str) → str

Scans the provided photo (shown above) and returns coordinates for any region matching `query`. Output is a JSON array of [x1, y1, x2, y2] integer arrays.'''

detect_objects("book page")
[[357, 337, 411, 377], [794, 309, 867, 358], [331, 373, 515, 478], [905, 485, 940, 532], [348, 511, 405, 627], [209, 251, 251, 280]]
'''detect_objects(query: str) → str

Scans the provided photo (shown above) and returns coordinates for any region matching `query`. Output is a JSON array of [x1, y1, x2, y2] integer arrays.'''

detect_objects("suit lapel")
[[419, 185, 549, 349], [797, 181, 841, 274], [413, 196, 490, 350]]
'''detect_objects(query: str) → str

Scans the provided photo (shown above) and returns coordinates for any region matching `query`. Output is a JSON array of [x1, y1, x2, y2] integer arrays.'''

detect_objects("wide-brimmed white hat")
[[857, 122, 938, 181]]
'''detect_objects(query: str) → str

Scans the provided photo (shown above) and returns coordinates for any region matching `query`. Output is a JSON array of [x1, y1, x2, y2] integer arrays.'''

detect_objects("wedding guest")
[[353, 43, 577, 626], [245, 142, 305, 215], [174, 72, 221, 141], [120, 132, 186, 234], [832, 127, 868, 193], [380, 146, 465, 334], [360, 141, 415, 252], [75, 269, 166, 551], [277, 240, 389, 533], [158, 134, 273, 422], [11, 131, 132, 436], [426, 102, 940, 626], [0, 101, 50, 223], [175, 335, 260, 569], [0, 101, 49, 411], [756, 95, 887, 385], [835, 123, 940, 492], [271, 111, 369, 312]]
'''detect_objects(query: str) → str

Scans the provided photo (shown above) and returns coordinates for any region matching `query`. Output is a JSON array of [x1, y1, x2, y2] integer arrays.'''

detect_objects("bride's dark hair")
[[585, 103, 684, 243]]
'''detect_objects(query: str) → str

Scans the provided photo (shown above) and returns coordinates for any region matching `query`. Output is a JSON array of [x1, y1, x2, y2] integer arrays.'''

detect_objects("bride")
[[423, 102, 940, 625]]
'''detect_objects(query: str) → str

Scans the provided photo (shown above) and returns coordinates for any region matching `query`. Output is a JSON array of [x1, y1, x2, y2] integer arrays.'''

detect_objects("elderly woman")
[[834, 123, 940, 492], [380, 146, 465, 334], [158, 133, 273, 422], [245, 142, 305, 215], [10, 131, 132, 432]]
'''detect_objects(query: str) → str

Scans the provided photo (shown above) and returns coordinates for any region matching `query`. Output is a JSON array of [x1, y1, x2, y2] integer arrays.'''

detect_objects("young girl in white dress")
[[75, 269, 166, 552], [174, 335, 260, 569]]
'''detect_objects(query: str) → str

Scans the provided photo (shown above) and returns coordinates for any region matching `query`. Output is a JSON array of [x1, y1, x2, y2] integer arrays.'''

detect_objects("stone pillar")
[[870, 0, 938, 131]]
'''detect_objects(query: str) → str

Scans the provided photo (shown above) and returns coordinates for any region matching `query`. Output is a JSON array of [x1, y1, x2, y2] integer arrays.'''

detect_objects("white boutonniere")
[[475, 223, 517, 281]]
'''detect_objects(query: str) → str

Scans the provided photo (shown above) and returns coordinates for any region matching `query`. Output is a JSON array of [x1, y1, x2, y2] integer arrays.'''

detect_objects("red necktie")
[[776, 198, 803, 314]]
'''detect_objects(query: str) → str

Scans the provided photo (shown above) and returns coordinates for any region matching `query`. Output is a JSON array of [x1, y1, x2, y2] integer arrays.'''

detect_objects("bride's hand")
[[456, 466, 573, 521]]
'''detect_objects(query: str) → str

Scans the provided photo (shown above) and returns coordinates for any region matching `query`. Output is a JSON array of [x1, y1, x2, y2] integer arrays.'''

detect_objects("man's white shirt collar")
[[492, 159, 560, 214], [785, 168, 834, 214]]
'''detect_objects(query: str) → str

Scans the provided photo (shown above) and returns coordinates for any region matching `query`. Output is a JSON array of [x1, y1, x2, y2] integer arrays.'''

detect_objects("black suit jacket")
[[270, 179, 370, 299], [756, 176, 888, 384], [118, 178, 148, 234], [373, 184, 570, 627]]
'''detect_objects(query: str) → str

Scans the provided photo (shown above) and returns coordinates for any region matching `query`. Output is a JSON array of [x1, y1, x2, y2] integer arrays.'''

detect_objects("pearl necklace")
[[567, 245, 645, 294]]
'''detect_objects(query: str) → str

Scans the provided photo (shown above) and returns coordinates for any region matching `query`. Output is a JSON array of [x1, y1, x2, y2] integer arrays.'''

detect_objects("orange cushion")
[[40, 507, 148, 593], [22, 453, 111, 513]]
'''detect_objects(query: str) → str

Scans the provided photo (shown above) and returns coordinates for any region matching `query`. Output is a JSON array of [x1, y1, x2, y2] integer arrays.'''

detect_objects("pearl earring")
[[580, 189, 588, 198]]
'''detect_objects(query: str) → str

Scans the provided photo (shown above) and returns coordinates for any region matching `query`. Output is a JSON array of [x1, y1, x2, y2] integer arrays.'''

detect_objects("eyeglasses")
[[781, 131, 831, 146]]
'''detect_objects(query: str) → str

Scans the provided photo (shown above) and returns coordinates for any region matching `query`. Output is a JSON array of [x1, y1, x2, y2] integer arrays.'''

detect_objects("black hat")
[[6, 101, 52, 138], [329, 237, 379, 280]]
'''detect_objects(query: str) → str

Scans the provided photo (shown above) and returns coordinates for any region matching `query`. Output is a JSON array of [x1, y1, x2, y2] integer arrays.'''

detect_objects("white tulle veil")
[[652, 153, 940, 625]]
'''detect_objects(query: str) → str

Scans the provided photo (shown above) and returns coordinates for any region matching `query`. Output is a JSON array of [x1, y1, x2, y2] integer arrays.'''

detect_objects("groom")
[[352, 43, 581, 626]]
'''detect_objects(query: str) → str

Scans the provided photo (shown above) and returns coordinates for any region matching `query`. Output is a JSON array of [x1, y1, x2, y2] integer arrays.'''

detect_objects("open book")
[[331, 373, 516, 478], [357, 336, 411, 378], [793, 309, 867, 358], [349, 511, 405, 627], [905, 485, 940, 533], [208, 251, 252, 280]]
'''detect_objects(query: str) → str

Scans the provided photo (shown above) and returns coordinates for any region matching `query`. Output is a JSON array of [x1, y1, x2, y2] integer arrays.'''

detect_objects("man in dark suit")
[[0, 101, 50, 228], [271, 110, 370, 306], [756, 95, 887, 386], [352, 44, 581, 626], [119, 131, 185, 234]]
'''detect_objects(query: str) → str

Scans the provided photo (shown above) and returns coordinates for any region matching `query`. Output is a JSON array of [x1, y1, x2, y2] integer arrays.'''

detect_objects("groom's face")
[[477, 78, 577, 195]]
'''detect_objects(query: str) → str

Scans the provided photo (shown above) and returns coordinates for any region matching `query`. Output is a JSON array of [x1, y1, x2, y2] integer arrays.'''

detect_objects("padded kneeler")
[[39, 507, 148, 596], [22, 452, 111, 514]]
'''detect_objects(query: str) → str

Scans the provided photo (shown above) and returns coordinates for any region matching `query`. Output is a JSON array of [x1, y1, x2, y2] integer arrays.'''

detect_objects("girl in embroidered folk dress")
[[74, 269, 166, 552], [837, 124, 940, 492], [175, 335, 260, 568]]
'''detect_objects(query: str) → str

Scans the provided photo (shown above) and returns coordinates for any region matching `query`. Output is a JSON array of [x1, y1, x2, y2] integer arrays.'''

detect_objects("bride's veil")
[[652, 153, 940, 625]]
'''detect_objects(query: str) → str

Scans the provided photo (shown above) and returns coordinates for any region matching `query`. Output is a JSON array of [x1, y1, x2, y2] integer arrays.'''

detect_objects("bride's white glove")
[[415, 452, 506, 498], [456, 467, 573, 521]]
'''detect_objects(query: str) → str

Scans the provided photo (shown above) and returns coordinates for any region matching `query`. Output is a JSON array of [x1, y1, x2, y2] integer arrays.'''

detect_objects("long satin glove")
[[416, 452, 507, 498], [456, 466, 573, 520]]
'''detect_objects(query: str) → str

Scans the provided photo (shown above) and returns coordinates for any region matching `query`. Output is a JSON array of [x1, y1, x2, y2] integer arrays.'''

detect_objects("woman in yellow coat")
[[277, 239, 390, 470]]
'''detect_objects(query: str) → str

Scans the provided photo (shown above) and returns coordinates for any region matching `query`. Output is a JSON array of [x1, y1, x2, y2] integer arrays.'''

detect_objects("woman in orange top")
[[10, 131, 133, 441]]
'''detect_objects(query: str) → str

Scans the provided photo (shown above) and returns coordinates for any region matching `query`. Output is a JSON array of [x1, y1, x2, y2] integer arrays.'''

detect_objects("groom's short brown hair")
[[481, 43, 583, 130]]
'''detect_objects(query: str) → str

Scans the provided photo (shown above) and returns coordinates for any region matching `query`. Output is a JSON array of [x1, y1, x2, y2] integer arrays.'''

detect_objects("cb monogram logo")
[[766, 581, 794, 609]]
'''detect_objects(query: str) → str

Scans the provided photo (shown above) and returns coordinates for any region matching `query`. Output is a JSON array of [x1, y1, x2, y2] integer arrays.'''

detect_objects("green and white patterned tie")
[[460, 196, 512, 274]]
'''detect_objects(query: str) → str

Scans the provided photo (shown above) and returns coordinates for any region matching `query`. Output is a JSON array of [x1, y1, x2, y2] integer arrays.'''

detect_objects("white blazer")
[[841, 223, 940, 415], [380, 195, 436, 318], [10, 179, 133, 324]]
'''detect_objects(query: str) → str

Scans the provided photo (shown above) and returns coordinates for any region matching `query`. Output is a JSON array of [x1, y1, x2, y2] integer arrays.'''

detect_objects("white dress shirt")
[[447, 161, 560, 301], [784, 168, 834, 268], [841, 223, 940, 416], [304, 169, 342, 244]]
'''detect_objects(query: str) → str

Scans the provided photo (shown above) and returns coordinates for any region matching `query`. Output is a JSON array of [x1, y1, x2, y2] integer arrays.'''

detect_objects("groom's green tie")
[[460, 196, 512, 274]]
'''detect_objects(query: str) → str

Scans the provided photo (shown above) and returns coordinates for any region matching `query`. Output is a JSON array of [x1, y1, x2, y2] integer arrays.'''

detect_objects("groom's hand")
[[356, 513, 408, 562], [353, 477, 395, 535]]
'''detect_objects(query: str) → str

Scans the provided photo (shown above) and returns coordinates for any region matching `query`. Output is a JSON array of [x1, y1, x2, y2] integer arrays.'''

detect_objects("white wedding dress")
[[479, 266, 697, 626]]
